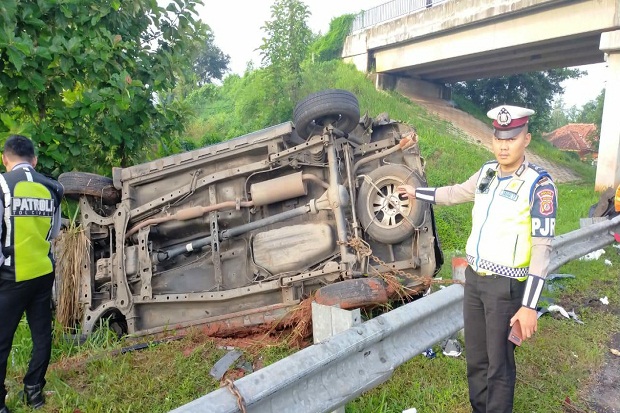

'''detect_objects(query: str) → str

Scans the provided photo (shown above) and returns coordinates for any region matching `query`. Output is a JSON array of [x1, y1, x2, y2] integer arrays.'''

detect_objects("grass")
[[4, 70, 618, 413]]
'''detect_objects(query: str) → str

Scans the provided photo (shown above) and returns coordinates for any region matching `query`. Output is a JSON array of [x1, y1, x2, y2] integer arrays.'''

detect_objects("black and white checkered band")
[[466, 255, 529, 279]]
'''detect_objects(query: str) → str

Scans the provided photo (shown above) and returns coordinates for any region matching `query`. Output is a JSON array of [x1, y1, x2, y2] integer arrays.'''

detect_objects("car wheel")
[[59, 172, 121, 205], [293, 89, 360, 140], [356, 164, 426, 244]]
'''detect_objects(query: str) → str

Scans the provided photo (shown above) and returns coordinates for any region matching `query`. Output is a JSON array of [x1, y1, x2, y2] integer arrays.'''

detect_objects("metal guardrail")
[[548, 214, 620, 273], [170, 284, 465, 413], [171, 215, 620, 413], [351, 0, 449, 32]]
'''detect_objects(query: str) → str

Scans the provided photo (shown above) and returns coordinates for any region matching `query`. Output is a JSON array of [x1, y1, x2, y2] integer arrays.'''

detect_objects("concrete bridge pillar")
[[596, 30, 620, 191], [375, 73, 451, 100]]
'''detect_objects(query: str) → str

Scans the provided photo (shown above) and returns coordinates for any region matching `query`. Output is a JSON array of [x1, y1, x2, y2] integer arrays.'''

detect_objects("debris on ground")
[[547, 273, 576, 281], [210, 350, 243, 380], [579, 249, 605, 261], [441, 338, 462, 357], [539, 305, 584, 324], [548, 304, 570, 318], [402, 408, 418, 413], [423, 348, 436, 359], [566, 310, 584, 324], [604, 259, 612, 266], [600, 296, 610, 305], [610, 348, 620, 357]]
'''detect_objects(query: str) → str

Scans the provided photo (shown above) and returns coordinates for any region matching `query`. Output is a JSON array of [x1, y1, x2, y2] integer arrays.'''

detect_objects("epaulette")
[[535, 176, 553, 187], [527, 163, 549, 176]]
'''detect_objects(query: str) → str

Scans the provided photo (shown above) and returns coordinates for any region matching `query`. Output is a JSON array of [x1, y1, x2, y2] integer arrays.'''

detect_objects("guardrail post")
[[312, 303, 361, 413]]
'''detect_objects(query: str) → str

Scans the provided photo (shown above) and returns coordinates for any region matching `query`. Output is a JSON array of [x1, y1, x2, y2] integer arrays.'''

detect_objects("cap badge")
[[496, 108, 512, 126]]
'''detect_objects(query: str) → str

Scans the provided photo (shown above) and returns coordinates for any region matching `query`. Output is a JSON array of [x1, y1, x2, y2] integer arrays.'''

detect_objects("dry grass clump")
[[53, 223, 90, 328]]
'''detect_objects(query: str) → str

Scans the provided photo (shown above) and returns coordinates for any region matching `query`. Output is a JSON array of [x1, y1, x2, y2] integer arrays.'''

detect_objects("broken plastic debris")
[[402, 409, 418, 413], [566, 310, 584, 324], [537, 307, 549, 319], [610, 348, 620, 357], [209, 349, 243, 380], [546, 273, 575, 281], [600, 296, 609, 305], [579, 249, 605, 261], [542, 305, 584, 324], [547, 305, 570, 319], [423, 348, 436, 359], [604, 259, 612, 266], [441, 338, 462, 357]]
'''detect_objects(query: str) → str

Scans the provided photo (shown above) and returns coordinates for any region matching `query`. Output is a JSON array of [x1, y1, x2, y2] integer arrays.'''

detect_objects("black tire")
[[356, 164, 426, 244], [293, 89, 360, 140], [314, 278, 389, 309], [59, 172, 121, 205], [590, 187, 616, 217]]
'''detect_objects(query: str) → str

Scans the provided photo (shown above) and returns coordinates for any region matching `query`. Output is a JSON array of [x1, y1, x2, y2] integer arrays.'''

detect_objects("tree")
[[452, 68, 584, 136], [575, 89, 604, 151], [576, 89, 604, 126], [192, 24, 230, 85], [258, 0, 313, 102], [0, 0, 208, 175]]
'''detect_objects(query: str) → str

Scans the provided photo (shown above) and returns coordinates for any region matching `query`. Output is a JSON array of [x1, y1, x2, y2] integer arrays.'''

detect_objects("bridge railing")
[[351, 0, 449, 32]]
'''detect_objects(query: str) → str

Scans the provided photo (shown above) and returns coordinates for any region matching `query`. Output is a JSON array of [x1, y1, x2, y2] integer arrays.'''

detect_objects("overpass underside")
[[368, 0, 617, 82], [393, 33, 604, 83]]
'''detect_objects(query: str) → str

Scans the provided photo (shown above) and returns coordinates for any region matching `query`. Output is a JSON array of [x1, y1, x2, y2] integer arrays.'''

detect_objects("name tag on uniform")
[[499, 179, 524, 201]]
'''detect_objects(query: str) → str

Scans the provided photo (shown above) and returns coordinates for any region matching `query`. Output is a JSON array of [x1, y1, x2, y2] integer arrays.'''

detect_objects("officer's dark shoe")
[[0, 405, 11, 413], [21, 384, 45, 409]]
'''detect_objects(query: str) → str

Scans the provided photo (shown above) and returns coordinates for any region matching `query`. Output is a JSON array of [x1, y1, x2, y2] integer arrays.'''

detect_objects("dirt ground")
[[586, 331, 620, 413]]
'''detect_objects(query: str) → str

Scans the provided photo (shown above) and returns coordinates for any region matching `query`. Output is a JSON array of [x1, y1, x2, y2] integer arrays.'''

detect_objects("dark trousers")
[[0, 273, 54, 405], [464, 266, 525, 413]]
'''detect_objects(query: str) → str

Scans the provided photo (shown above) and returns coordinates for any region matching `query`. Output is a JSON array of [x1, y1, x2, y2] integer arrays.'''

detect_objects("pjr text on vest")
[[532, 217, 555, 237]]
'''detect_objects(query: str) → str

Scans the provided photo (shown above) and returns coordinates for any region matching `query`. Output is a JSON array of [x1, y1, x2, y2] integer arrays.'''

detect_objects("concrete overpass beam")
[[596, 30, 620, 191], [342, 32, 370, 73], [376, 74, 451, 100]]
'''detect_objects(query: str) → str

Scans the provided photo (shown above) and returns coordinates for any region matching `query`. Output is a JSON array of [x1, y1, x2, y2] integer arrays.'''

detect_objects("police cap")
[[487, 105, 535, 139]]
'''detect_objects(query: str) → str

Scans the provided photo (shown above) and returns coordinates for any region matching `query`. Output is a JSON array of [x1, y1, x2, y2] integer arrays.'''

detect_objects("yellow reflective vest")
[[0, 166, 63, 282], [466, 161, 550, 279]]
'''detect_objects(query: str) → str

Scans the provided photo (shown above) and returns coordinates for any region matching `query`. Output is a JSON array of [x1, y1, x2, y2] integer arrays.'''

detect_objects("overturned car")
[[58, 89, 443, 337]]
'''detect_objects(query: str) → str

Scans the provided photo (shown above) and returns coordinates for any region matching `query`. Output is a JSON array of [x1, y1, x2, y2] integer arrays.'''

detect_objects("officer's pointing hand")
[[397, 184, 416, 199]]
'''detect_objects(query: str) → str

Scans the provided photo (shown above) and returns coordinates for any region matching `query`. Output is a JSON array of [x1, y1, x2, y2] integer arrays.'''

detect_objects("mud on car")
[[58, 89, 443, 337]]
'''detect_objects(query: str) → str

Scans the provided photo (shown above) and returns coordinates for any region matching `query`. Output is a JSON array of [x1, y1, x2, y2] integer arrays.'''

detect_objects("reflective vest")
[[466, 161, 549, 279], [0, 166, 63, 282]]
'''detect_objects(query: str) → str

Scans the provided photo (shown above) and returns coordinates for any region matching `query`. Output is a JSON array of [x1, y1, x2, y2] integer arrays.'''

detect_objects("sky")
[[198, 0, 607, 108]]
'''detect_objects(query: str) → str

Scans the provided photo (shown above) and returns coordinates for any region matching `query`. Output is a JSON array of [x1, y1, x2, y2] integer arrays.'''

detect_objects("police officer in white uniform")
[[398, 105, 557, 413]]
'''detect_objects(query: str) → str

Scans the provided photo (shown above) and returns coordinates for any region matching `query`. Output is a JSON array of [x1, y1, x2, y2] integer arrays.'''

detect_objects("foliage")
[[451, 68, 584, 136], [308, 14, 355, 63], [191, 24, 230, 85], [546, 89, 604, 155], [575, 89, 604, 127], [574, 90, 604, 151], [0, 0, 207, 175], [258, 0, 313, 104]]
